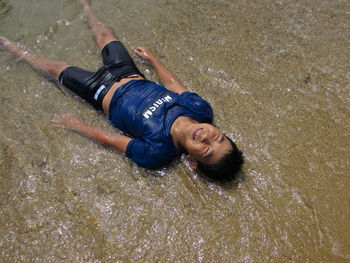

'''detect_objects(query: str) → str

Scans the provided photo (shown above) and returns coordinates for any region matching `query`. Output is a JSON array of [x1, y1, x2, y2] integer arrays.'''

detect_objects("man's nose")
[[201, 131, 210, 143]]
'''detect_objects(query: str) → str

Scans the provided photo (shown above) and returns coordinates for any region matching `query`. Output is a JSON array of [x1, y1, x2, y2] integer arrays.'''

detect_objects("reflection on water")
[[1, 0, 350, 262]]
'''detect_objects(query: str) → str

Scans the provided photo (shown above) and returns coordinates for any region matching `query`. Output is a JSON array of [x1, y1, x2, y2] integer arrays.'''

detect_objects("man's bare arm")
[[134, 47, 187, 94], [53, 114, 131, 153]]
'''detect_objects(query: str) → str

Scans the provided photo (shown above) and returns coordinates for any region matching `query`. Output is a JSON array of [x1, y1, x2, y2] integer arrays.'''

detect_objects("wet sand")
[[1, 0, 349, 262]]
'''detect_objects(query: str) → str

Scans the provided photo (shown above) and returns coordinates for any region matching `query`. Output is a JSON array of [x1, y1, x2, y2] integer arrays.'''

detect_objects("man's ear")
[[186, 155, 198, 169]]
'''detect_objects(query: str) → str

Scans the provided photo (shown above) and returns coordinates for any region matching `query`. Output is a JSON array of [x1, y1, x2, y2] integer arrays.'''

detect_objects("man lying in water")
[[0, 0, 244, 182]]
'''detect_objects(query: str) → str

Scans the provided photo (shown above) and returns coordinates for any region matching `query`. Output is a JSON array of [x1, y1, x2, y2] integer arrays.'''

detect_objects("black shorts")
[[58, 41, 145, 111]]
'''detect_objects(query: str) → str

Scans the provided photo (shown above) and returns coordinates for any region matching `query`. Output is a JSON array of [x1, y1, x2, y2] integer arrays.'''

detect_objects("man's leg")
[[0, 36, 69, 80], [81, 0, 118, 49]]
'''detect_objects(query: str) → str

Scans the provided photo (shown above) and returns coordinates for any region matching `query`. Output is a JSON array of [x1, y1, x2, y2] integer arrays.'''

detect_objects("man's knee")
[[97, 29, 117, 48], [49, 61, 70, 79]]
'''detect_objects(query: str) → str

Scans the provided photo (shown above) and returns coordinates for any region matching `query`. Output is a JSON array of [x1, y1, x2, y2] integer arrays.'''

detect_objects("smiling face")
[[182, 123, 233, 165]]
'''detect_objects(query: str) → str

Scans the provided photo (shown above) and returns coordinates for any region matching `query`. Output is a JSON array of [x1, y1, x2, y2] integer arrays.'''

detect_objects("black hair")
[[197, 136, 244, 182]]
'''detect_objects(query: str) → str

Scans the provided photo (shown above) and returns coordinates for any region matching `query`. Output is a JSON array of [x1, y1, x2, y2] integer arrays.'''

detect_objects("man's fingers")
[[51, 114, 75, 128]]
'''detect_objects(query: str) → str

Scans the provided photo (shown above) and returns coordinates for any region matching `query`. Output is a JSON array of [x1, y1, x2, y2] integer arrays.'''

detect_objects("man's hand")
[[133, 46, 187, 94], [52, 114, 131, 153], [52, 114, 83, 130], [134, 47, 155, 62]]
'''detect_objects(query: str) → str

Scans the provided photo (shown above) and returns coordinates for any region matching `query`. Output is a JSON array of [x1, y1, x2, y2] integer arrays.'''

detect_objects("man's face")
[[183, 123, 233, 165]]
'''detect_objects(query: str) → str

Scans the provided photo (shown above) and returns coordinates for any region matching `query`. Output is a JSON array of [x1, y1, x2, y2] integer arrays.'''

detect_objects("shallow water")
[[1, 0, 350, 262]]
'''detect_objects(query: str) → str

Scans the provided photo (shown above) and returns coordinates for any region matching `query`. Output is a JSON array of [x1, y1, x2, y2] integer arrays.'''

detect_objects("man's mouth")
[[193, 128, 203, 140]]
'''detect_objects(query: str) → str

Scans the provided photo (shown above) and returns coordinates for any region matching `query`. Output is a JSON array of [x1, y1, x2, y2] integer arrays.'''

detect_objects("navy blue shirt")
[[108, 79, 213, 169]]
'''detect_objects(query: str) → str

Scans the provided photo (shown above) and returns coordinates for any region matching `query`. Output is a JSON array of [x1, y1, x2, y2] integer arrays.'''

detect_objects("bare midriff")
[[102, 75, 144, 114]]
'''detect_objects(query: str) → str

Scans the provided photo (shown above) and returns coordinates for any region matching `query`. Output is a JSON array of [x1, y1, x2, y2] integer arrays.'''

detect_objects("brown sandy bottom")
[[0, 0, 349, 262]]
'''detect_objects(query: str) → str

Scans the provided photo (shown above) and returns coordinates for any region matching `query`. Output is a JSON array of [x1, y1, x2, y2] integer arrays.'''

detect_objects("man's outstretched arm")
[[134, 47, 187, 94], [53, 114, 131, 153]]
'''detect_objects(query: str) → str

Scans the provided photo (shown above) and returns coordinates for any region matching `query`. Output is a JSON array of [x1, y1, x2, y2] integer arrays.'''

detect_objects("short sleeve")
[[125, 139, 172, 169], [173, 92, 213, 122]]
